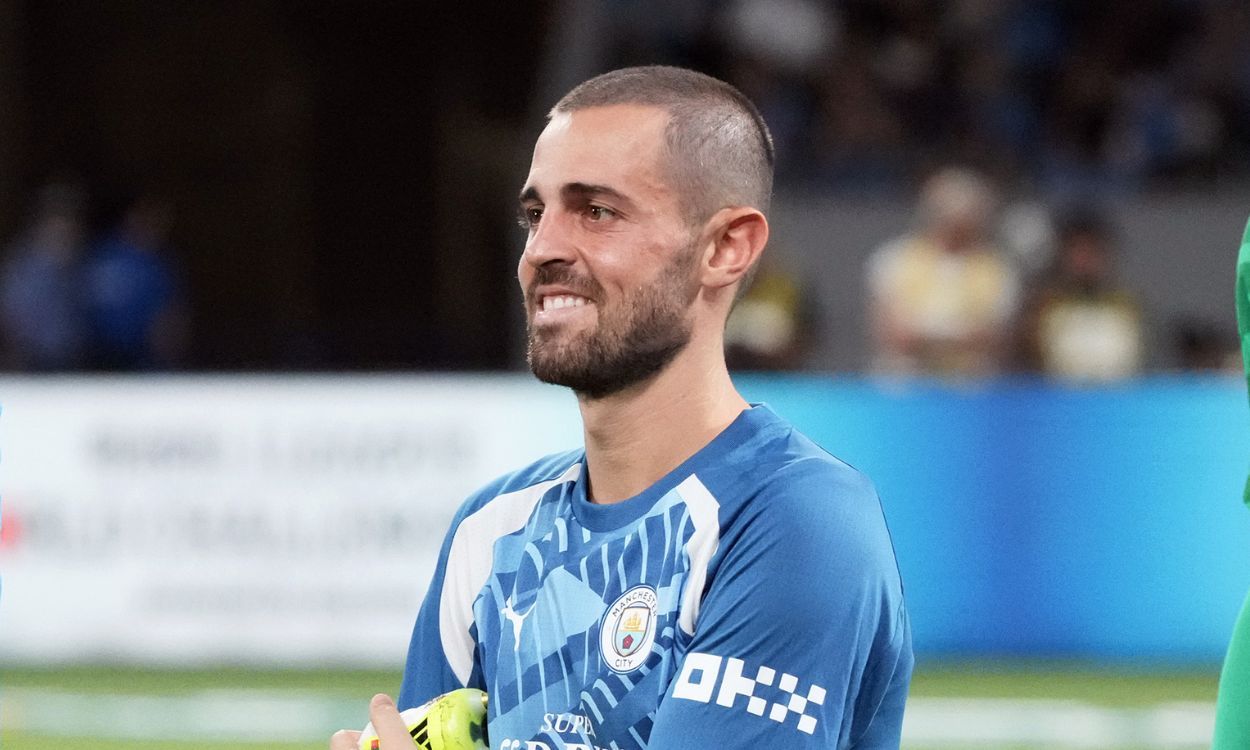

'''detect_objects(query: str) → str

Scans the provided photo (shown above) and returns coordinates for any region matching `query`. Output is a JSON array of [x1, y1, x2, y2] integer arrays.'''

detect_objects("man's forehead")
[[548, 102, 670, 134], [536, 106, 669, 162], [526, 104, 673, 197]]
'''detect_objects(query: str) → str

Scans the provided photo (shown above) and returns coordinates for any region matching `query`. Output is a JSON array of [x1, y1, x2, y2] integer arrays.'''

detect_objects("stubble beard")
[[526, 250, 699, 400]]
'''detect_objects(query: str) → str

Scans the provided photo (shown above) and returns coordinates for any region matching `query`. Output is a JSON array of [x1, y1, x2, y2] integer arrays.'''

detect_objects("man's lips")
[[531, 284, 598, 323], [539, 293, 592, 312]]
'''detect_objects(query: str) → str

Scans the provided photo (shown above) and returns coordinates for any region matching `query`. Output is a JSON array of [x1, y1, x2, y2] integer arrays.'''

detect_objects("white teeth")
[[541, 295, 590, 312]]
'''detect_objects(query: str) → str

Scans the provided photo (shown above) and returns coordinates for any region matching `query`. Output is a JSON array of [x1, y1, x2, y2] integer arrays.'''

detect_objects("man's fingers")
[[369, 693, 415, 748], [329, 693, 411, 750], [329, 728, 362, 750]]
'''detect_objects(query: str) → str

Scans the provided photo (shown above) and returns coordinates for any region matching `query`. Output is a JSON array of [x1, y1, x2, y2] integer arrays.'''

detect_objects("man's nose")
[[522, 211, 578, 268]]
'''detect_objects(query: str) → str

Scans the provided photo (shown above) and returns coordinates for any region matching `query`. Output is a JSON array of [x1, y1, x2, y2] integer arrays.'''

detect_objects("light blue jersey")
[[400, 405, 911, 749]]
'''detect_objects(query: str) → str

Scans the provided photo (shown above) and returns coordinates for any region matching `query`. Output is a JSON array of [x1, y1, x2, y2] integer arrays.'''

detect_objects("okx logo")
[[671, 652, 827, 735]]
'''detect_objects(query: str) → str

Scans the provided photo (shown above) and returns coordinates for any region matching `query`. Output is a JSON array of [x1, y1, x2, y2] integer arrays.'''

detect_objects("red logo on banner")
[[0, 508, 21, 549]]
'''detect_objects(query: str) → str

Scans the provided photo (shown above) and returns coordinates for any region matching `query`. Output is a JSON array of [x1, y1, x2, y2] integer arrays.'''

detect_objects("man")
[[333, 66, 911, 749], [866, 167, 1019, 377], [1017, 209, 1143, 381]]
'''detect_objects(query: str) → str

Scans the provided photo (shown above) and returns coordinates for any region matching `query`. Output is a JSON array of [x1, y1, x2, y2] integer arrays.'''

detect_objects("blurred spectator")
[[1175, 318, 1240, 373], [84, 195, 188, 370], [0, 182, 90, 371], [867, 167, 1019, 377], [724, 258, 813, 370], [1018, 209, 1143, 382]]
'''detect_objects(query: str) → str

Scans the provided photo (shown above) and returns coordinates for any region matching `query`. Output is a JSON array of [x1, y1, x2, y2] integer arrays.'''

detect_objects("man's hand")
[[330, 693, 413, 750]]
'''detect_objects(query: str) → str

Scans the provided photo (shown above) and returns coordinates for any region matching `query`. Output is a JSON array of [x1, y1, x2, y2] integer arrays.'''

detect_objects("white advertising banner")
[[0, 375, 583, 666]]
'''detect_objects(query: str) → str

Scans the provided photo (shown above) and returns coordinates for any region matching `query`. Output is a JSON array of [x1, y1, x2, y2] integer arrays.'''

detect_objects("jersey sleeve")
[[397, 496, 484, 710], [397, 452, 583, 712], [647, 459, 913, 749]]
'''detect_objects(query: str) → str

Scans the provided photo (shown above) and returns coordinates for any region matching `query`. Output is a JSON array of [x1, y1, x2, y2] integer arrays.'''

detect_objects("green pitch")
[[0, 735, 314, 748], [0, 666, 397, 750], [910, 661, 1219, 705], [0, 663, 1221, 750]]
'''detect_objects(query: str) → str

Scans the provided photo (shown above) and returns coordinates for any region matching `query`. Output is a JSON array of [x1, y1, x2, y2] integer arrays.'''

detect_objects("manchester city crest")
[[600, 585, 658, 673]]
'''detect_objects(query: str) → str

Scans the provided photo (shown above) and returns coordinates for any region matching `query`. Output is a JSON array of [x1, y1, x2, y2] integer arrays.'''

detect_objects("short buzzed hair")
[[552, 66, 775, 225]]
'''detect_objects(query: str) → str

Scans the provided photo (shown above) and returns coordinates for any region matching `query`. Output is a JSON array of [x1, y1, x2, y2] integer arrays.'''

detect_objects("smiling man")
[[333, 66, 911, 750]]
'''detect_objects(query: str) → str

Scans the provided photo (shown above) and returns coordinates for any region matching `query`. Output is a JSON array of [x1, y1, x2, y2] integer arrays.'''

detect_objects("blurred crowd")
[[604, 0, 1250, 193], [865, 166, 1149, 380], [726, 164, 1239, 381], [2, 172, 1235, 381], [0, 181, 186, 372], [2, 0, 1247, 378]]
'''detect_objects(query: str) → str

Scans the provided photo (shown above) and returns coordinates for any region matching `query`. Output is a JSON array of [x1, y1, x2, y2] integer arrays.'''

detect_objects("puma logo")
[[502, 595, 536, 642]]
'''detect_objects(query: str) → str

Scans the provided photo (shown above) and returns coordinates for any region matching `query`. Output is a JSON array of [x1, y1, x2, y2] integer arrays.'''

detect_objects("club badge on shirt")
[[600, 585, 658, 673]]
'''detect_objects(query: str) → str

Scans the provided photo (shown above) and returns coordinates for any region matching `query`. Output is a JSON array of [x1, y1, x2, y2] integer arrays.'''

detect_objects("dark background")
[[0, 0, 552, 369]]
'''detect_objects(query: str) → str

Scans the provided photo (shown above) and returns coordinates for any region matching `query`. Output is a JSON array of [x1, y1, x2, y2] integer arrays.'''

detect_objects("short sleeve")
[[647, 460, 913, 749], [398, 500, 482, 709]]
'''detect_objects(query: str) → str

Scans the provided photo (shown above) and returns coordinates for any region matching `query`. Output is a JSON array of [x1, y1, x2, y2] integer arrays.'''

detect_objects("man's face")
[[517, 104, 702, 399]]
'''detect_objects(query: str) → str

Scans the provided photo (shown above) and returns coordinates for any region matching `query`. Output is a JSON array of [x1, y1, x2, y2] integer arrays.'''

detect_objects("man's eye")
[[587, 205, 615, 221], [518, 206, 543, 229]]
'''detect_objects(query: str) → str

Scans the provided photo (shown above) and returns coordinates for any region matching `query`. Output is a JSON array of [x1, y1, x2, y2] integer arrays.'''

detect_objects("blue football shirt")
[[400, 404, 912, 749]]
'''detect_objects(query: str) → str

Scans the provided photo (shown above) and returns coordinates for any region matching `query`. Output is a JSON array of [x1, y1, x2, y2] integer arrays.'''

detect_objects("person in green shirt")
[[1213, 219, 1250, 748]]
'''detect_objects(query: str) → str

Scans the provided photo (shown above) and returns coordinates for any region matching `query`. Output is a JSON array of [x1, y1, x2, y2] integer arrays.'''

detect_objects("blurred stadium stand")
[[0, 0, 1245, 373], [0, 0, 552, 371]]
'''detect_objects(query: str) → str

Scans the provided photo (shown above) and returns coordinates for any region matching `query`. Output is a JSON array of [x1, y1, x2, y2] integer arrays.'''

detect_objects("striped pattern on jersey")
[[438, 463, 720, 749]]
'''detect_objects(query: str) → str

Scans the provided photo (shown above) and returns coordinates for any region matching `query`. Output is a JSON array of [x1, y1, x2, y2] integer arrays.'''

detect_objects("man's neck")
[[576, 342, 747, 504]]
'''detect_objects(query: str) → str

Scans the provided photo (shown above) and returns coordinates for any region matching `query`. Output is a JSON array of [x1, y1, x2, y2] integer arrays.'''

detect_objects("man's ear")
[[700, 207, 769, 290]]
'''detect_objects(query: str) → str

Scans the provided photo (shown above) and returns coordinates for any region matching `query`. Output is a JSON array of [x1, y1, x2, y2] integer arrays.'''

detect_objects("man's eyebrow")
[[519, 182, 636, 210], [561, 182, 630, 205]]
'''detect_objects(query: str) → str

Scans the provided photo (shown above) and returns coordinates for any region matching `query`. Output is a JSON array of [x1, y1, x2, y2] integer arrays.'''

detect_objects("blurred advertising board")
[[0, 376, 580, 666], [1, 375, 1248, 666]]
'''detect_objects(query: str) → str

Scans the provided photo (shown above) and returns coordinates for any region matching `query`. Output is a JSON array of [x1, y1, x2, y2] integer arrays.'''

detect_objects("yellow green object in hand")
[[358, 689, 489, 750]]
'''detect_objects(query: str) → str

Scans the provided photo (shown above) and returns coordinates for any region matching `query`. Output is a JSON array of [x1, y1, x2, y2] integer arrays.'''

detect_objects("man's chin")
[[527, 353, 669, 401], [528, 349, 618, 398], [529, 356, 586, 389], [531, 371, 628, 400], [525, 325, 690, 399]]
